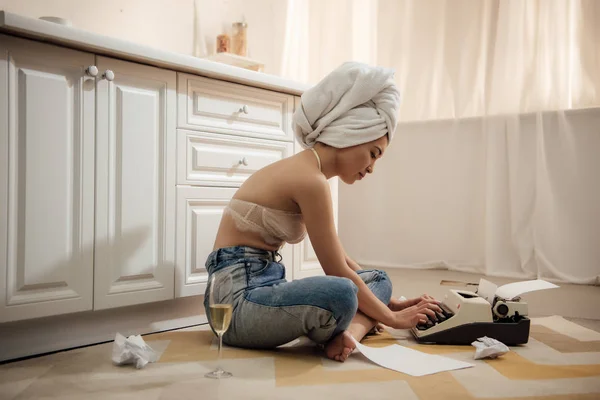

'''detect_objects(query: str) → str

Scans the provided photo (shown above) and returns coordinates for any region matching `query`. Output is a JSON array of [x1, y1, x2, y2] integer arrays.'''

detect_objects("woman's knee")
[[307, 276, 358, 328], [327, 277, 359, 319], [307, 277, 358, 341], [359, 269, 393, 305], [374, 269, 392, 288]]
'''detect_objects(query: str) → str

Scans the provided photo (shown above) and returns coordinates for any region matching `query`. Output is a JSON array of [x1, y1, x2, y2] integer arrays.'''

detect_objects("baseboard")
[[356, 259, 573, 284], [356, 259, 486, 272], [0, 296, 207, 363]]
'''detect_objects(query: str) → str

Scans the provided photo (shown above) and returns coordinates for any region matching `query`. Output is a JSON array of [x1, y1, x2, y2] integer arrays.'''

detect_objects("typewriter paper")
[[352, 338, 474, 376], [495, 279, 558, 300], [477, 279, 498, 304]]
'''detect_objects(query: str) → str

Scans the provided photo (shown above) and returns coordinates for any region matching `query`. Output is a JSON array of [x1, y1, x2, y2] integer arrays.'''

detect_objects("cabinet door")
[[176, 186, 236, 297], [94, 56, 176, 310], [0, 36, 95, 322]]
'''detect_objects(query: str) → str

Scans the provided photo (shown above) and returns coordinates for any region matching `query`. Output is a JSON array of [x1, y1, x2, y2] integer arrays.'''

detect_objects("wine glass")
[[205, 272, 234, 379]]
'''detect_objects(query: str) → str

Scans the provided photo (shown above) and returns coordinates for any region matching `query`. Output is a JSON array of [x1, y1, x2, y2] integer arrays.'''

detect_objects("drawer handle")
[[238, 157, 249, 166], [239, 105, 249, 114]]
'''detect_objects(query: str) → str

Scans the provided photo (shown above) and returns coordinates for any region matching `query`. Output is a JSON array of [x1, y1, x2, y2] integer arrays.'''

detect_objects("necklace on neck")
[[310, 147, 322, 172]]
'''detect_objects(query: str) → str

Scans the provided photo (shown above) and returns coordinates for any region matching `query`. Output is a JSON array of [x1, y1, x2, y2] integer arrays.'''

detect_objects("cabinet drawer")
[[178, 130, 293, 187], [177, 73, 294, 141]]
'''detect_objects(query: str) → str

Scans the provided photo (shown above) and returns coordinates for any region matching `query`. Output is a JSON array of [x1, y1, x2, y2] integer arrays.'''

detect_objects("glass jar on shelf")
[[231, 21, 247, 57]]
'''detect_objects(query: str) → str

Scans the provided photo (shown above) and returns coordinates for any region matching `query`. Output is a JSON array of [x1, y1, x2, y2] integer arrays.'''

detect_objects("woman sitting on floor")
[[205, 62, 442, 362]]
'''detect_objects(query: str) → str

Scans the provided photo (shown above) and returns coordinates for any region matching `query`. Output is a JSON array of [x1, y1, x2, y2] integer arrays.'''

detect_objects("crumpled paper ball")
[[471, 336, 510, 360], [112, 333, 158, 369]]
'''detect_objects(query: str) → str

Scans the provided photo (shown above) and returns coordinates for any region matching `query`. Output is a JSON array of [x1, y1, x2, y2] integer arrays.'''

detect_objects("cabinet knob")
[[102, 70, 115, 81], [238, 157, 248, 166], [86, 66, 99, 77], [239, 105, 249, 114]]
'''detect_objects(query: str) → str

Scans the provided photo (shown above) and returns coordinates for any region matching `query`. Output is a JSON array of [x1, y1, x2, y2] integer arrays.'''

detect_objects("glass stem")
[[217, 333, 223, 372]]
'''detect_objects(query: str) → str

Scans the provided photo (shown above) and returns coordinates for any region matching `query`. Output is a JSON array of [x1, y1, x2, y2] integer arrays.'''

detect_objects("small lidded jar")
[[231, 21, 248, 57], [216, 33, 230, 53]]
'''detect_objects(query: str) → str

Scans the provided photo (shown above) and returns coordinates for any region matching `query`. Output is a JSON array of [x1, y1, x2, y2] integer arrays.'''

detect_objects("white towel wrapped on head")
[[293, 62, 401, 149]]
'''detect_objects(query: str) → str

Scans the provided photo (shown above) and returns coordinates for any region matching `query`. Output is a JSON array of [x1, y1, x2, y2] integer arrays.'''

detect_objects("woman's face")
[[335, 135, 389, 184]]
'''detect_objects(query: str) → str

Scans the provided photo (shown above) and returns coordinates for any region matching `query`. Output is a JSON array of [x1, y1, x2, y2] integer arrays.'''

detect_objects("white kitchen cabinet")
[[0, 36, 96, 322], [93, 56, 177, 310], [0, 12, 311, 361]]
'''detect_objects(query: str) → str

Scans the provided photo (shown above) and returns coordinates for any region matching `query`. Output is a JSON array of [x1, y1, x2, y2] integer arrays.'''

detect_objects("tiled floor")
[[1, 267, 599, 400]]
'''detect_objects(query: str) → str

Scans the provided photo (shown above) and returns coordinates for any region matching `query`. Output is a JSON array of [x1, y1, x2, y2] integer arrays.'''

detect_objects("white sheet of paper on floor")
[[112, 333, 158, 369], [351, 338, 474, 376], [494, 279, 559, 300]]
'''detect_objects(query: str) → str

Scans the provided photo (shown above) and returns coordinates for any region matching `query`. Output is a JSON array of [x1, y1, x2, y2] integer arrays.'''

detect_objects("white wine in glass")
[[205, 272, 233, 379], [210, 304, 232, 335]]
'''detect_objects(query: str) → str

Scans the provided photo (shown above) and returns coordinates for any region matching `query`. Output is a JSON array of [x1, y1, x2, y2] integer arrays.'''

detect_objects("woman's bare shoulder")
[[276, 155, 329, 202], [233, 153, 326, 210]]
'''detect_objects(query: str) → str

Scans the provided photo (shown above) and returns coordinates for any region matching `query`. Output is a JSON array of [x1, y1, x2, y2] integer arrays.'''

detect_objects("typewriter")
[[410, 289, 531, 345]]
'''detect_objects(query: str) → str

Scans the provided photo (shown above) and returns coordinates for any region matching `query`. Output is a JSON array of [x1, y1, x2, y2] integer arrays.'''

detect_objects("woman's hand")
[[389, 294, 439, 312], [386, 299, 442, 329]]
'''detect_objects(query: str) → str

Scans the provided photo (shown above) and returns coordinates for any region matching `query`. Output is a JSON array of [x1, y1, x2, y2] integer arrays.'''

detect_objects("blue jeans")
[[204, 246, 393, 349]]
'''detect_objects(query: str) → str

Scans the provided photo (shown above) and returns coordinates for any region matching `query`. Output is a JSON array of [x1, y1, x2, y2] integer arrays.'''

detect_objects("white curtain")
[[279, 0, 600, 284], [281, 0, 600, 115], [339, 109, 600, 285]]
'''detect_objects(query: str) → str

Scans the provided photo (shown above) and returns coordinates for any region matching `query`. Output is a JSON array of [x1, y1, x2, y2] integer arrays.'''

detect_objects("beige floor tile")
[[269, 380, 420, 400], [566, 318, 600, 333], [0, 365, 52, 400]]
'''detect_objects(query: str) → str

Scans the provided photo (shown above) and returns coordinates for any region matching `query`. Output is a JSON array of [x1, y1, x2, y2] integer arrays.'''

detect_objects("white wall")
[[0, 0, 287, 75], [338, 117, 487, 272], [193, 0, 287, 76], [0, 0, 195, 55]]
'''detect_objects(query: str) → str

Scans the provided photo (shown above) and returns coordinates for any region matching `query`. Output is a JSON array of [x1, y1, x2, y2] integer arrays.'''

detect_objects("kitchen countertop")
[[0, 11, 308, 96]]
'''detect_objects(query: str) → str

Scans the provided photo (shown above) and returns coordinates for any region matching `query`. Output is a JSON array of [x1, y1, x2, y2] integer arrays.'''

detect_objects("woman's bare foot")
[[367, 322, 385, 335], [324, 331, 356, 362]]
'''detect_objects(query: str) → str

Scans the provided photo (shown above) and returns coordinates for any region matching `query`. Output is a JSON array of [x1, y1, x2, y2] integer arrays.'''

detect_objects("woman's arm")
[[294, 175, 439, 328], [345, 253, 362, 272]]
